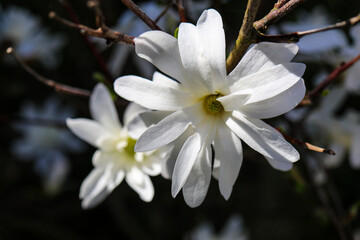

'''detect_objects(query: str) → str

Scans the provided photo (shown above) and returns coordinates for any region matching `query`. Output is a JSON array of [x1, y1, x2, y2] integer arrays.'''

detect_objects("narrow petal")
[[226, 112, 299, 165], [171, 132, 202, 197], [239, 79, 305, 119], [123, 103, 148, 127], [135, 31, 186, 84], [152, 71, 181, 89], [228, 42, 299, 82], [182, 145, 212, 208], [217, 91, 251, 111], [135, 103, 204, 152], [265, 156, 293, 171], [90, 83, 121, 132], [214, 123, 243, 200], [66, 118, 110, 148], [126, 167, 154, 202], [114, 75, 193, 111]]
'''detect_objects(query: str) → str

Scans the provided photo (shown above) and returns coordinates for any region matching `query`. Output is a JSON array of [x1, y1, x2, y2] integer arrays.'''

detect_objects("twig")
[[299, 53, 360, 106], [154, 1, 175, 23], [258, 13, 360, 43], [276, 127, 335, 155], [253, 0, 307, 32], [176, 0, 187, 22], [58, 0, 114, 84], [6, 47, 91, 98], [226, 0, 262, 73], [120, 0, 162, 30], [48, 11, 135, 45]]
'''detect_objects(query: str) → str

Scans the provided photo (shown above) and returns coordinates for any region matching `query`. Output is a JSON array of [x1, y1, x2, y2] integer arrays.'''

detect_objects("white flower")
[[0, 5, 65, 68], [12, 97, 84, 193], [66, 83, 164, 209], [185, 215, 248, 240], [114, 9, 306, 207], [97, 2, 177, 78]]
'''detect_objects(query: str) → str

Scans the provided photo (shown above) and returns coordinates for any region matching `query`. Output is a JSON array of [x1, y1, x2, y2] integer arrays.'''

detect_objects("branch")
[[120, 0, 162, 31], [48, 11, 135, 45], [258, 13, 360, 43], [299, 53, 360, 106], [226, 0, 262, 73], [253, 0, 307, 32], [176, 0, 187, 22], [6, 47, 91, 98], [154, 1, 175, 23]]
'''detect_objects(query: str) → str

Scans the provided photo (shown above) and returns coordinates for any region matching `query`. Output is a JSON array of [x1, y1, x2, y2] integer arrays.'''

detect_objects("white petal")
[[229, 63, 306, 101], [152, 71, 181, 89], [217, 91, 251, 111], [182, 145, 212, 208], [126, 167, 154, 202], [214, 123, 243, 200], [265, 156, 293, 171], [228, 42, 299, 82], [226, 112, 299, 165], [90, 83, 121, 132], [123, 102, 148, 128], [171, 132, 202, 197], [135, 31, 186, 84], [114, 75, 193, 111], [66, 118, 110, 148], [135, 103, 204, 152], [239, 79, 305, 119]]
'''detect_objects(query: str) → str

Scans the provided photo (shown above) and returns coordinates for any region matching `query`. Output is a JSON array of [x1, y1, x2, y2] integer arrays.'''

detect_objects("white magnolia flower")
[[114, 9, 306, 207], [66, 83, 164, 209], [306, 87, 360, 168], [98, 2, 177, 78], [12, 97, 84, 193], [185, 215, 248, 240], [0, 5, 65, 68]]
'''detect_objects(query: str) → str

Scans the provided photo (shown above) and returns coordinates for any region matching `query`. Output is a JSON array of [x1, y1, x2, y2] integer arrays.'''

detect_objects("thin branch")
[[258, 13, 360, 43], [49, 11, 135, 45], [58, 0, 114, 84], [176, 0, 187, 23], [120, 0, 162, 31], [154, 1, 175, 23], [299, 53, 360, 106], [226, 0, 262, 73], [6, 47, 91, 98], [253, 0, 307, 32]]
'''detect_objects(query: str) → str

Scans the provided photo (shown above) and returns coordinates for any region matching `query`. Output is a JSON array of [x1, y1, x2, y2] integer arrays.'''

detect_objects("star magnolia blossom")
[[114, 9, 306, 207], [67, 83, 163, 209]]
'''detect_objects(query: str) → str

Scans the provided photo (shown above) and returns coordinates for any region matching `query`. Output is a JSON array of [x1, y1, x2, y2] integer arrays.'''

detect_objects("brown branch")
[[253, 0, 307, 32], [154, 1, 175, 23], [48, 11, 135, 45], [226, 0, 261, 73], [6, 47, 91, 98], [58, 0, 114, 84], [299, 53, 360, 106], [258, 13, 360, 43], [276, 127, 335, 155], [120, 0, 162, 31], [176, 0, 187, 23]]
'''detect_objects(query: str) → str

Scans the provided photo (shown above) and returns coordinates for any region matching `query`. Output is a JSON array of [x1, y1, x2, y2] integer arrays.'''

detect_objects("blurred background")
[[1, 0, 360, 239]]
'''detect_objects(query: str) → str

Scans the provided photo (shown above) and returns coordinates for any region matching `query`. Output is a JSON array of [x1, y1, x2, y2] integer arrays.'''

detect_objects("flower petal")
[[265, 156, 293, 171], [214, 122, 243, 200], [135, 31, 186, 84], [123, 102, 148, 127], [66, 118, 110, 148], [217, 90, 251, 111], [182, 145, 212, 208], [126, 167, 155, 202], [152, 71, 181, 89], [114, 75, 193, 111], [239, 79, 305, 119], [226, 112, 299, 165], [171, 132, 202, 197], [135, 103, 204, 152], [228, 42, 299, 82], [90, 83, 122, 132]]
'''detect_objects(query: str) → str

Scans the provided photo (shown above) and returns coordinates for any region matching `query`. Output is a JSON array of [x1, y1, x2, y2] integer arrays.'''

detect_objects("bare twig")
[[58, 0, 114, 84], [253, 0, 307, 32], [258, 13, 360, 43], [176, 0, 187, 22], [120, 0, 162, 30], [49, 11, 135, 45], [154, 1, 175, 23], [226, 0, 262, 73], [299, 53, 360, 106], [6, 47, 91, 98]]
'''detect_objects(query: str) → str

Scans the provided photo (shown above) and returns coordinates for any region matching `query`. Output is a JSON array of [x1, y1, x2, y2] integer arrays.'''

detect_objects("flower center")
[[124, 137, 137, 156], [203, 94, 224, 114]]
